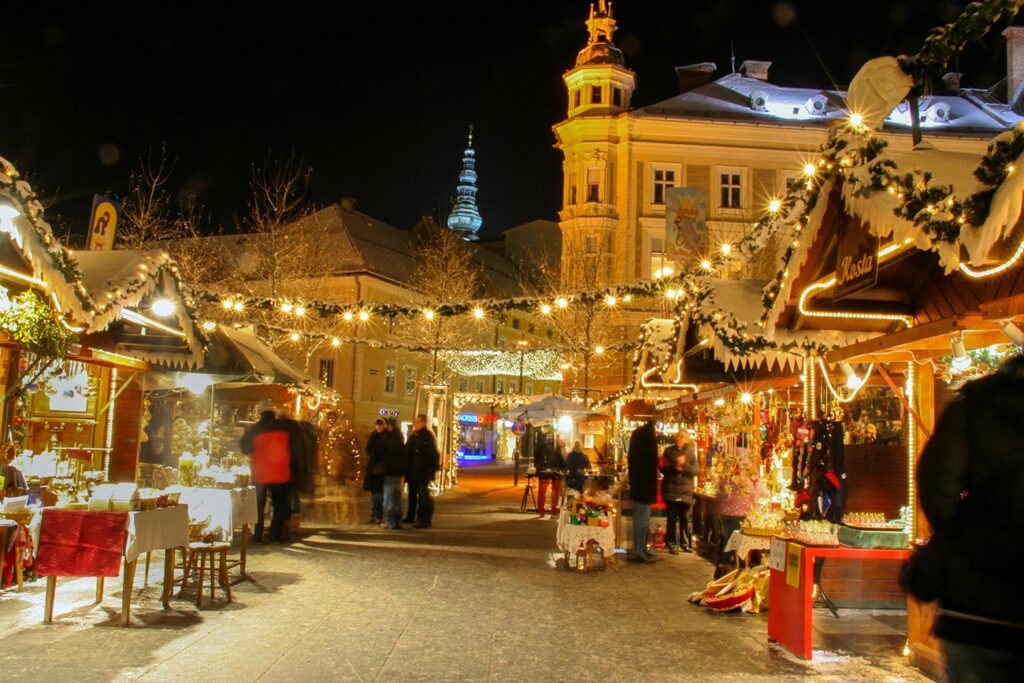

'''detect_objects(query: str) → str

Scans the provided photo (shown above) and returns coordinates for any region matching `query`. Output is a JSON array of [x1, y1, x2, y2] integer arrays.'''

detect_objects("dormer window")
[[591, 85, 603, 104]]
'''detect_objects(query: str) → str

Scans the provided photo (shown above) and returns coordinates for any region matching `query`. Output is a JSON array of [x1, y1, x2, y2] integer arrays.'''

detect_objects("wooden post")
[[95, 577, 104, 603], [161, 548, 175, 609], [907, 362, 944, 678]]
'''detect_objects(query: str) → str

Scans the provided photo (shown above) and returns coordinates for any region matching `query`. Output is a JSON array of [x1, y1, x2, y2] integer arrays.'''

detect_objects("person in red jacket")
[[240, 409, 294, 543]]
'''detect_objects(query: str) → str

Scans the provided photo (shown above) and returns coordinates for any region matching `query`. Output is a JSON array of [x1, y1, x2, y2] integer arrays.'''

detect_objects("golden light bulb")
[[473, 307, 485, 319], [849, 112, 864, 128], [701, 260, 712, 270], [280, 303, 293, 314], [594, 345, 605, 355], [202, 321, 216, 331], [423, 309, 435, 320], [803, 163, 816, 177], [622, 294, 632, 303], [721, 243, 732, 255], [540, 304, 552, 315], [555, 297, 569, 309], [222, 299, 234, 310], [290, 332, 300, 342], [295, 306, 306, 317], [1008, 163, 1016, 175], [343, 311, 354, 322], [233, 301, 244, 312], [741, 392, 753, 404], [605, 295, 617, 306], [331, 337, 341, 347], [358, 311, 369, 322], [768, 198, 782, 213]]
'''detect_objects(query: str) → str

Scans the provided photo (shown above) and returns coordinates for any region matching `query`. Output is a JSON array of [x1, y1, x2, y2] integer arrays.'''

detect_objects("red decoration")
[[36, 509, 128, 578]]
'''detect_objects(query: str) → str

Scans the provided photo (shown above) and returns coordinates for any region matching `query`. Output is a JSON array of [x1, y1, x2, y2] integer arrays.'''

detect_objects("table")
[[35, 506, 190, 626], [768, 542, 910, 660], [174, 487, 258, 580], [724, 530, 773, 566], [556, 509, 615, 567]]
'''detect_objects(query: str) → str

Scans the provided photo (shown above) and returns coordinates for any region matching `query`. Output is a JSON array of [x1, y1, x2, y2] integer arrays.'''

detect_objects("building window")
[[586, 168, 601, 202], [612, 87, 622, 107], [567, 172, 577, 205], [405, 367, 417, 396], [475, 379, 485, 393], [573, 90, 581, 108], [525, 383, 534, 396], [719, 169, 744, 209], [509, 380, 518, 394], [652, 166, 677, 205], [591, 85, 602, 104], [458, 377, 468, 392], [546, 328, 553, 339], [584, 235, 598, 254], [512, 317, 521, 330], [384, 364, 396, 394], [319, 359, 335, 388], [528, 323, 535, 334], [496, 378, 505, 394]]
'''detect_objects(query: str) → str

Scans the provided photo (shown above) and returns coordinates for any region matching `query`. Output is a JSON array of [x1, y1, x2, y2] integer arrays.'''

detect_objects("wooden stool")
[[178, 542, 232, 608]]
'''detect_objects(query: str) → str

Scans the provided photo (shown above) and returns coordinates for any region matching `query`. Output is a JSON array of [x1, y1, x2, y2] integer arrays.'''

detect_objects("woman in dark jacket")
[[565, 441, 590, 493], [914, 355, 1024, 680], [661, 433, 699, 554], [363, 418, 387, 523]]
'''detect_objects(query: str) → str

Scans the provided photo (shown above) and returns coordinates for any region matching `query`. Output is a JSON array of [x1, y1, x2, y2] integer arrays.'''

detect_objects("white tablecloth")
[[174, 487, 258, 542], [724, 530, 773, 561], [556, 509, 615, 553], [29, 505, 190, 564], [124, 505, 190, 563]]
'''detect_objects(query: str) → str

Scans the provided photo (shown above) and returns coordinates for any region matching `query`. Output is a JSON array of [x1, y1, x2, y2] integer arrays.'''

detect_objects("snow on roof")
[[637, 72, 1021, 135]]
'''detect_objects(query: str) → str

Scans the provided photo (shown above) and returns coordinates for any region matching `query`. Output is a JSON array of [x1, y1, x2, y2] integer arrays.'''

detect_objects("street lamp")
[[514, 338, 529, 485]]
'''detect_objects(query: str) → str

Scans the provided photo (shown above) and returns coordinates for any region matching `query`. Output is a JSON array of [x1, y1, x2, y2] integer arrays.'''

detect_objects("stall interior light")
[[740, 392, 753, 404], [840, 362, 864, 390], [1001, 321, 1024, 345], [179, 372, 216, 395], [713, 398, 726, 407], [951, 335, 972, 371], [557, 415, 573, 434]]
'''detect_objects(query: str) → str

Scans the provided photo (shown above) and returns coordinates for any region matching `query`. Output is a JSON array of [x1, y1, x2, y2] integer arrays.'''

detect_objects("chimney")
[[1004, 26, 1024, 104], [674, 62, 716, 94], [340, 197, 356, 212], [942, 72, 962, 92], [740, 60, 772, 81]]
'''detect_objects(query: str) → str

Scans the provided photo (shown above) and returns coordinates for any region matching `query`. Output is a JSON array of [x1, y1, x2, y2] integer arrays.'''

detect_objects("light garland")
[[906, 364, 917, 538], [798, 279, 915, 328], [441, 349, 564, 380], [817, 358, 874, 404]]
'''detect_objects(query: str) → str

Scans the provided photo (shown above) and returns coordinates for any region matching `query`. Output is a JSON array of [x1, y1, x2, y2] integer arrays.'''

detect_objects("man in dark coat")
[[565, 440, 590, 493], [534, 433, 565, 518], [406, 414, 441, 528], [240, 408, 294, 543], [627, 419, 658, 563], [915, 355, 1024, 680], [661, 432, 699, 554], [363, 418, 387, 523], [380, 418, 407, 529]]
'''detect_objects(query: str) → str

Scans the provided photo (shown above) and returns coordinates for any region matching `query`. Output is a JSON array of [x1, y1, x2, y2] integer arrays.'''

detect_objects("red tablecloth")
[[35, 509, 129, 578]]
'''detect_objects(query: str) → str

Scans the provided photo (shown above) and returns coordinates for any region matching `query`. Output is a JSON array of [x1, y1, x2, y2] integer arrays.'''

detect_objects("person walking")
[[911, 354, 1024, 682], [535, 433, 565, 519], [627, 419, 659, 563], [380, 418, 407, 530], [240, 407, 294, 544], [565, 440, 590, 493], [363, 418, 387, 524], [407, 414, 441, 528], [661, 432, 699, 554]]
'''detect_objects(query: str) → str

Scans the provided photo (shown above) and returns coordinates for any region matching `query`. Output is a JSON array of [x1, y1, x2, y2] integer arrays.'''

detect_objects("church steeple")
[[447, 125, 483, 240]]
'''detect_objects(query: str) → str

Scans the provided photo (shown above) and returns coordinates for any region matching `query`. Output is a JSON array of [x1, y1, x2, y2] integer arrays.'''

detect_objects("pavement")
[[0, 465, 932, 682]]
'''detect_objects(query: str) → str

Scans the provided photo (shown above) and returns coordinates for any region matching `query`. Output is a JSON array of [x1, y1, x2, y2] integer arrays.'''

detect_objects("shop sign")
[[769, 538, 786, 571], [379, 408, 399, 419], [834, 217, 879, 300], [786, 543, 803, 588], [578, 419, 604, 435], [457, 413, 498, 425], [86, 194, 121, 251]]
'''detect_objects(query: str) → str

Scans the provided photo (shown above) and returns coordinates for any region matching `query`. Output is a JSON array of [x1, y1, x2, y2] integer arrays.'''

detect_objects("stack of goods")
[[781, 520, 839, 546], [741, 509, 785, 536], [688, 566, 771, 613], [839, 511, 909, 549], [841, 512, 902, 529], [567, 497, 611, 528]]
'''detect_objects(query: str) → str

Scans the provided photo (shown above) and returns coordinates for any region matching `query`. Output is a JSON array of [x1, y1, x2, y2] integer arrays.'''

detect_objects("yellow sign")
[[87, 195, 121, 251], [786, 543, 803, 588]]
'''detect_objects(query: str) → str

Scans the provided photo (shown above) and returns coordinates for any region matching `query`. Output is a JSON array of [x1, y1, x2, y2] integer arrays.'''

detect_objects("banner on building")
[[86, 195, 121, 251], [666, 187, 707, 254]]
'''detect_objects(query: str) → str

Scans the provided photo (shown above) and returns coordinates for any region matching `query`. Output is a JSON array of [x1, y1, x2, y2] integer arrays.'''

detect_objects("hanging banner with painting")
[[666, 187, 707, 254]]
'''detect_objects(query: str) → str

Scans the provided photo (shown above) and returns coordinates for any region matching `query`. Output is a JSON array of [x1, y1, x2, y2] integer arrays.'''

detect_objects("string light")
[[803, 163, 817, 177], [594, 345, 605, 355], [424, 309, 435, 320], [343, 311, 354, 322], [740, 392, 753, 404], [720, 243, 732, 256], [817, 358, 874, 403], [959, 235, 1024, 278], [1007, 163, 1016, 175], [233, 301, 244, 312], [202, 321, 216, 332], [622, 294, 632, 303], [222, 300, 234, 310], [849, 112, 864, 128], [473, 307, 485, 319], [331, 337, 341, 347], [799, 278, 914, 328], [555, 297, 569, 309], [358, 311, 369, 322], [280, 302, 293, 314], [540, 304, 552, 315], [442, 349, 563, 379], [290, 332, 301, 342], [907, 365, 917, 538], [700, 260, 713, 271], [767, 198, 782, 213], [605, 295, 617, 306], [295, 306, 306, 317]]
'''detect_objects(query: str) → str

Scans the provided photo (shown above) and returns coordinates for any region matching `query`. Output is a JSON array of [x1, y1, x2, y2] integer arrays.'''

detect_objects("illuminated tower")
[[447, 125, 483, 240]]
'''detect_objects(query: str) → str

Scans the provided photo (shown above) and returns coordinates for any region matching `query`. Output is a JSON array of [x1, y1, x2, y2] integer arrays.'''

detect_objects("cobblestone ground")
[[0, 467, 932, 682]]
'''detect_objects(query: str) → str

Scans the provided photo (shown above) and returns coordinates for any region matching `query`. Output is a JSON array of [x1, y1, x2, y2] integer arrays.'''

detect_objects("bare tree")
[[402, 223, 484, 381], [118, 145, 181, 249]]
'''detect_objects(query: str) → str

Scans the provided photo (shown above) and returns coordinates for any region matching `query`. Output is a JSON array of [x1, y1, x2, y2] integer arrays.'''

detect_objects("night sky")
[[0, 2, 1015, 241]]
